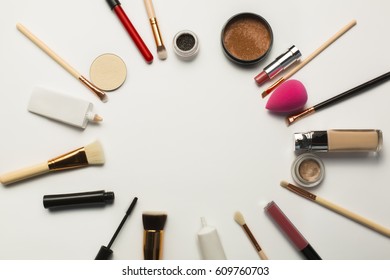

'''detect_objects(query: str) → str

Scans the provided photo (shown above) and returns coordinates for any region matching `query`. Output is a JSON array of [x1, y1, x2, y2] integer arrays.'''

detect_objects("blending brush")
[[0, 140, 105, 185], [142, 211, 167, 260], [234, 211, 268, 260], [280, 181, 390, 238], [144, 0, 167, 60], [16, 23, 108, 102], [95, 197, 138, 260]]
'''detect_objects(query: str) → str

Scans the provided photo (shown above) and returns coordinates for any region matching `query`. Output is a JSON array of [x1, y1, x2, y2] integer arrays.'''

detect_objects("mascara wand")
[[95, 197, 138, 260]]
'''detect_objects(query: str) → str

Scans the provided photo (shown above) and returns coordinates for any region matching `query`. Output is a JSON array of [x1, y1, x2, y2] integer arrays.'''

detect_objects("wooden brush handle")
[[144, 0, 156, 18], [16, 23, 81, 79], [285, 20, 356, 80], [316, 197, 390, 237], [0, 162, 50, 185]]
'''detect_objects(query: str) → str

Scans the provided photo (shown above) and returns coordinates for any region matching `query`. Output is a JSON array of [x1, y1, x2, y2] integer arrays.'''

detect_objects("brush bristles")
[[84, 140, 105, 165], [143, 211, 167, 230], [280, 180, 289, 188], [157, 46, 167, 60], [234, 211, 246, 226]]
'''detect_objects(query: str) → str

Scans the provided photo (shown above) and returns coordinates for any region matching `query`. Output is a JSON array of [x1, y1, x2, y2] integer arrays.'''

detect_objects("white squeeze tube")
[[28, 87, 102, 129], [197, 217, 227, 260]]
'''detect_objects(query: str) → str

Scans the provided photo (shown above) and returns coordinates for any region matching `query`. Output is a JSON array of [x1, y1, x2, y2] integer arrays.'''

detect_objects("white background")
[[1, 0, 390, 260]]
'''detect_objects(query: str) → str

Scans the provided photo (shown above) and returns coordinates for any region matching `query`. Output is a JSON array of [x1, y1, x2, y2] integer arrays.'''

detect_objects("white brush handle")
[[0, 162, 50, 185]]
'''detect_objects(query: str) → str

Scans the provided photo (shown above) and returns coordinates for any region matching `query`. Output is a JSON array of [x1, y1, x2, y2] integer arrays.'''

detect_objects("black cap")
[[106, 0, 121, 10], [43, 190, 114, 209], [95, 246, 113, 260]]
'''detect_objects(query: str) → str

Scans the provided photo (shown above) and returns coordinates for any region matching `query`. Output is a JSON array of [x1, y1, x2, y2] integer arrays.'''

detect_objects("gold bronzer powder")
[[222, 13, 273, 65]]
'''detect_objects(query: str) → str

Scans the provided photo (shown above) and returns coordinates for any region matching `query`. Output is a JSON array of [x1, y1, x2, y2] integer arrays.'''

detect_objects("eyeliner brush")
[[286, 71, 390, 126], [95, 197, 138, 260]]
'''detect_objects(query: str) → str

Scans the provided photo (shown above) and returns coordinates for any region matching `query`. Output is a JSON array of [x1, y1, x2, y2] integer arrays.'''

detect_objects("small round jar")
[[291, 153, 325, 188], [221, 13, 273, 66], [173, 30, 199, 60]]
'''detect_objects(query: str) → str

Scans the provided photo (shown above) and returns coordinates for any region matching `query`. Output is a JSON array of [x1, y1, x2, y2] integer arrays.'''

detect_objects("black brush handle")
[[314, 71, 390, 112]]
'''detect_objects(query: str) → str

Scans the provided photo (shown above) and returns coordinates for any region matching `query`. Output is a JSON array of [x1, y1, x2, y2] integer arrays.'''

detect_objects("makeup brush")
[[95, 197, 138, 260], [16, 23, 108, 102], [0, 140, 105, 185], [286, 71, 390, 126], [262, 20, 357, 98], [142, 211, 167, 260], [280, 181, 390, 238], [234, 211, 268, 260], [144, 0, 167, 60]]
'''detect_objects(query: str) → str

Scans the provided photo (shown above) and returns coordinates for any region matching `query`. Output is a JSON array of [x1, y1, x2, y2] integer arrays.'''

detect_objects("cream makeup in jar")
[[294, 129, 383, 152], [291, 153, 325, 188]]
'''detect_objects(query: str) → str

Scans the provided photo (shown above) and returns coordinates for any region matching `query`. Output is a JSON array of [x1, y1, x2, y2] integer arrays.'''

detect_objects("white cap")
[[197, 217, 227, 260]]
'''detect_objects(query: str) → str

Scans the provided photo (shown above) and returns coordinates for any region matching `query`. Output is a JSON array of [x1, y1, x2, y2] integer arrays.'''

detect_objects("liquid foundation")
[[294, 129, 383, 152]]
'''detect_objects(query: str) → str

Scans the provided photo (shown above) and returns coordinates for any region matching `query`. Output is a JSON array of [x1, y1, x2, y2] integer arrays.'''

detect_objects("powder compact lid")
[[291, 153, 325, 188], [221, 12, 273, 66]]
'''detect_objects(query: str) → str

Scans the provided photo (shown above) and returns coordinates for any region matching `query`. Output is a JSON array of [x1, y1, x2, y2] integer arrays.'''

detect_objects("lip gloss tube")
[[255, 46, 301, 85], [294, 129, 383, 152], [106, 0, 153, 63], [265, 201, 321, 260]]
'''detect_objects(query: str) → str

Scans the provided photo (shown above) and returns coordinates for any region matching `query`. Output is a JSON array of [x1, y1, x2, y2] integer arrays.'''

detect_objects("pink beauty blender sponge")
[[266, 79, 307, 113]]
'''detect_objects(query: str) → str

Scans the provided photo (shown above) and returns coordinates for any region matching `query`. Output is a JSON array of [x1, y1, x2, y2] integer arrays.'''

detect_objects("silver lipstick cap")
[[265, 45, 301, 79]]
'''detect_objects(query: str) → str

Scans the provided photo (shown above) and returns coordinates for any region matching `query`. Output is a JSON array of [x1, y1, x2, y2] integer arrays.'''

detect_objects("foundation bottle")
[[294, 129, 383, 152]]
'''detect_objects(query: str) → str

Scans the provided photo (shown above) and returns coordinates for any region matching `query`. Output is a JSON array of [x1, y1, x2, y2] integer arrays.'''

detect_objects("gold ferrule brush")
[[79, 76, 108, 103], [47, 147, 89, 171], [0, 140, 104, 185], [286, 107, 316, 126], [143, 230, 164, 260], [142, 212, 167, 260], [280, 181, 390, 238], [261, 77, 285, 98], [144, 0, 167, 60], [150, 18, 164, 49], [16, 23, 108, 103]]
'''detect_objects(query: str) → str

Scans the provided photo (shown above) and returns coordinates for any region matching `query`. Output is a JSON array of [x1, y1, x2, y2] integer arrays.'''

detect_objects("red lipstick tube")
[[106, 0, 153, 64]]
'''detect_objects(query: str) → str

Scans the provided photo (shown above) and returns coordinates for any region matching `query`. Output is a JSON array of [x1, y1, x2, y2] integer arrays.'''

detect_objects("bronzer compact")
[[221, 13, 273, 66]]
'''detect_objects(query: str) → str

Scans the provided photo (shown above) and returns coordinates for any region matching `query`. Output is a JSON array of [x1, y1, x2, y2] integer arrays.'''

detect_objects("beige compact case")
[[294, 129, 383, 152]]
